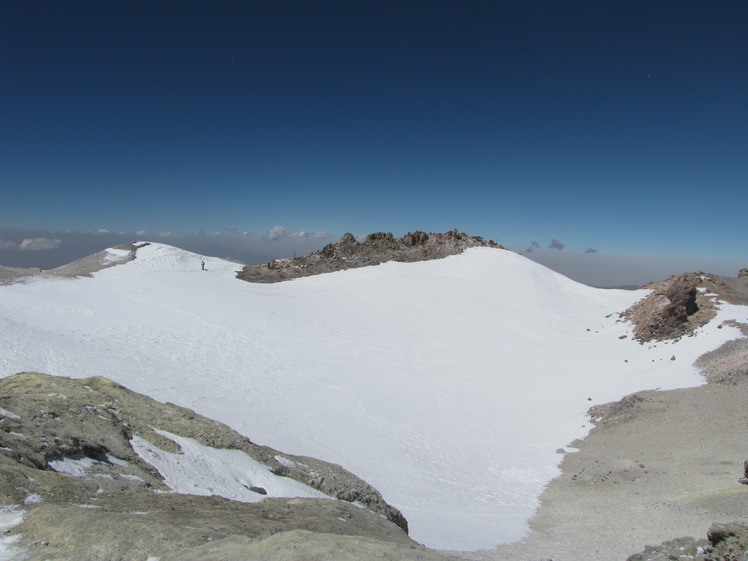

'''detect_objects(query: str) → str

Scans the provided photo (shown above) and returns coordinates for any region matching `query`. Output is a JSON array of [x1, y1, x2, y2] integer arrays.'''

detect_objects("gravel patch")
[[466, 275, 748, 561]]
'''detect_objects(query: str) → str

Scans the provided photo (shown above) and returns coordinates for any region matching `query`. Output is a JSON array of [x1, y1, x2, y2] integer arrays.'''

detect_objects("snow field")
[[0, 506, 26, 560], [1, 243, 745, 550], [130, 430, 330, 502]]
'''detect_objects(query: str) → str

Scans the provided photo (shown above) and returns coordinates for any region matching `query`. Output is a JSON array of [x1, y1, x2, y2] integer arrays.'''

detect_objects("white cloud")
[[0, 239, 19, 250], [135, 230, 147, 236], [293, 231, 327, 239], [268, 226, 289, 241], [268, 226, 328, 241], [18, 238, 62, 251]]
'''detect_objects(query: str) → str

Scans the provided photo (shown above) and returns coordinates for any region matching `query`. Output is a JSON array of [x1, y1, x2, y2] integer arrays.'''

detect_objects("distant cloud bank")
[[1, 227, 744, 289], [0, 237, 62, 251], [267, 225, 328, 241], [0, 227, 335, 271], [520, 247, 746, 288]]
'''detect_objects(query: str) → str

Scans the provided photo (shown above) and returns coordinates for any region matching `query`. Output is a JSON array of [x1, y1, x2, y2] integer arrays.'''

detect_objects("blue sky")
[[1, 1, 747, 285]]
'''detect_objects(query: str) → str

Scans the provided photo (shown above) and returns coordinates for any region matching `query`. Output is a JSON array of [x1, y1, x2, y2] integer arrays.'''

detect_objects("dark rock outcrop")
[[237, 229, 503, 283], [627, 522, 748, 561], [620, 273, 718, 342], [621, 270, 748, 343]]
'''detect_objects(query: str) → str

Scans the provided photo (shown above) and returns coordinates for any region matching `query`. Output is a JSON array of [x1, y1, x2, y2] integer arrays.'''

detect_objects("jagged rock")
[[365, 232, 395, 242], [620, 273, 717, 342], [237, 230, 503, 283], [0, 372, 451, 560], [402, 231, 429, 247], [627, 523, 748, 561], [738, 268, 748, 278], [707, 522, 748, 548], [665, 278, 699, 324], [339, 232, 358, 246]]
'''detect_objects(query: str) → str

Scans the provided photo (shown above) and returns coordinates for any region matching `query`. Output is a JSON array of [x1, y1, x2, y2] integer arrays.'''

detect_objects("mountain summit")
[[238, 229, 502, 283]]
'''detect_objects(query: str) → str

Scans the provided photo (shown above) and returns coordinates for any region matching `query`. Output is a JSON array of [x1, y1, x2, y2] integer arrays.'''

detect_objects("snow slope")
[[1, 243, 745, 550]]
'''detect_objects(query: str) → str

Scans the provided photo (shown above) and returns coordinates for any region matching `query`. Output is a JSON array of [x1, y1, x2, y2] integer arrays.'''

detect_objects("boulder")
[[621, 273, 717, 342], [402, 231, 429, 247]]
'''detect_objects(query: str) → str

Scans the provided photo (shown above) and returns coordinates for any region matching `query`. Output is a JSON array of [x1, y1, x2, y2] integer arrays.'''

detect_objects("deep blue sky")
[[1, 1, 747, 284]]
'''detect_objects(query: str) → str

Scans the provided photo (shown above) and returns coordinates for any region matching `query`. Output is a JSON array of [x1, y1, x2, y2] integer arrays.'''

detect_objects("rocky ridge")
[[0, 372, 459, 561], [237, 230, 502, 283], [0, 242, 140, 285], [620, 271, 748, 343]]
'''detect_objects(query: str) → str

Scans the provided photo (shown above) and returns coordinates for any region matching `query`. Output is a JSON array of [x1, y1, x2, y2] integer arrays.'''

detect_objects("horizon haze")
[[0, 226, 745, 289]]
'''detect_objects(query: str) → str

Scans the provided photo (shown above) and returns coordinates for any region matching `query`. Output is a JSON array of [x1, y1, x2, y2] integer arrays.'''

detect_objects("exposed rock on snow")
[[622, 271, 748, 343], [621, 273, 719, 342], [237, 229, 502, 283], [0, 372, 439, 561]]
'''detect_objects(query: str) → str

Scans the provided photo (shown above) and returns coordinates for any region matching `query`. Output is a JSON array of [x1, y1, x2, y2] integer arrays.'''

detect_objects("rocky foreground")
[[0, 373, 459, 561]]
